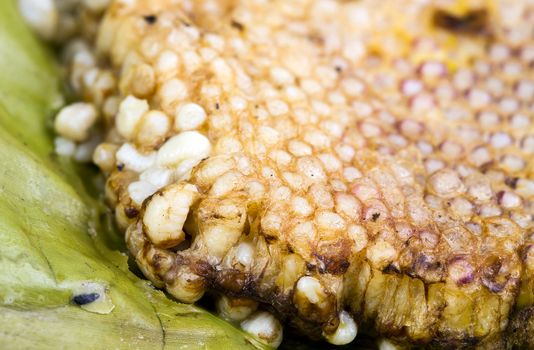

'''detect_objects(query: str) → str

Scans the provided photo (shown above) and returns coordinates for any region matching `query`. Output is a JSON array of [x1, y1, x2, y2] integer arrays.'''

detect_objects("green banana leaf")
[[0, 1, 268, 349]]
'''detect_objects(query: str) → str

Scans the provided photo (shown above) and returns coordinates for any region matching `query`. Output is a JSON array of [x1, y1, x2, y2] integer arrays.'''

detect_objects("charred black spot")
[[117, 163, 125, 171], [209, 269, 258, 298], [215, 103, 220, 110], [315, 254, 350, 274], [433, 8, 489, 35], [314, 239, 351, 275], [383, 263, 401, 274], [505, 176, 519, 189], [215, 269, 249, 293], [72, 293, 100, 305], [334, 65, 342, 73], [371, 212, 380, 222], [305, 262, 316, 271], [479, 161, 494, 173], [231, 20, 244, 31], [263, 234, 278, 243], [143, 15, 157, 25], [124, 206, 139, 218]]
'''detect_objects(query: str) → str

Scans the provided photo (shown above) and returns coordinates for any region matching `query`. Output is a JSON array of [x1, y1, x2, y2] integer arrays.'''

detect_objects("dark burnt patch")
[[143, 15, 157, 25], [504, 176, 519, 189], [432, 8, 489, 36], [305, 262, 316, 272], [214, 269, 251, 293], [382, 263, 401, 274], [315, 254, 350, 274], [371, 212, 381, 222], [261, 233, 277, 244], [124, 206, 139, 218], [230, 20, 244, 31], [314, 239, 351, 274]]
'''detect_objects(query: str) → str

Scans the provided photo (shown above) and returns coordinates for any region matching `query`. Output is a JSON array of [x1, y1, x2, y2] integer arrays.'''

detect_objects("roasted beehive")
[[31, 0, 534, 348]]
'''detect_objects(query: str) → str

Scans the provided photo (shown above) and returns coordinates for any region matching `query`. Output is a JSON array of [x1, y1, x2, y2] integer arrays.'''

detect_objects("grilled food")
[[29, 0, 534, 348]]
